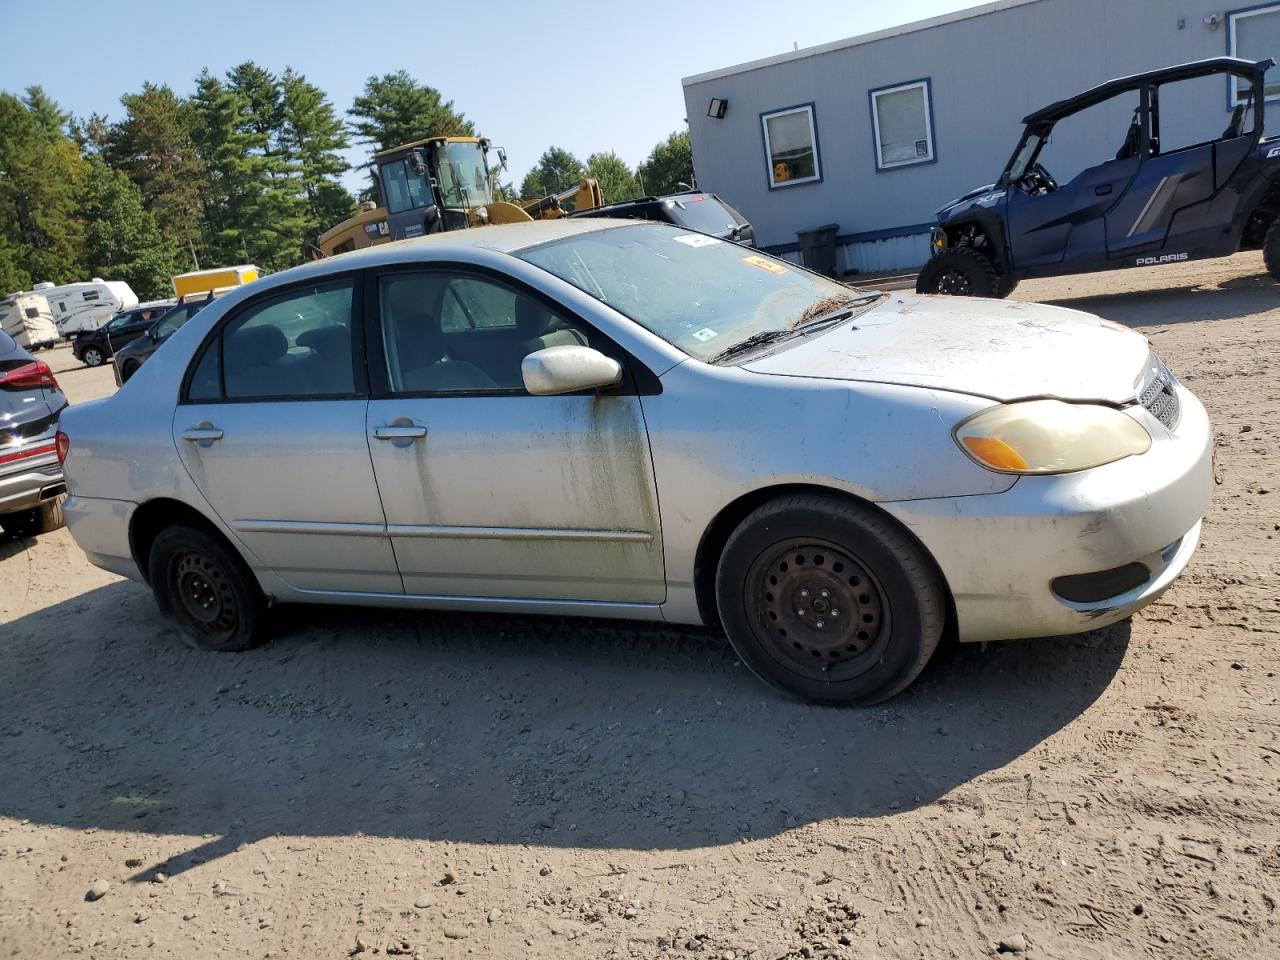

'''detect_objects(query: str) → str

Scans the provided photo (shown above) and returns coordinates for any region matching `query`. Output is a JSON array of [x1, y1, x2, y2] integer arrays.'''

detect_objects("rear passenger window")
[[190, 280, 356, 401]]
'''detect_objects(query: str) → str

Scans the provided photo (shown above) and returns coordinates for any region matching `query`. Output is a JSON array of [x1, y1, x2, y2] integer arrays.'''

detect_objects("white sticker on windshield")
[[674, 234, 719, 248], [691, 328, 719, 342]]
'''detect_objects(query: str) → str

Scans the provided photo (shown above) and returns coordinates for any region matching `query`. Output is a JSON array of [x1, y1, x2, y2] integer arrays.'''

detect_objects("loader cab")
[[372, 137, 498, 238], [998, 57, 1271, 275]]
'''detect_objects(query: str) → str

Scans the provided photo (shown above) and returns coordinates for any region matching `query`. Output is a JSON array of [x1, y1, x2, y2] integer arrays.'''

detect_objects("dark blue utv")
[[917, 58, 1280, 298]]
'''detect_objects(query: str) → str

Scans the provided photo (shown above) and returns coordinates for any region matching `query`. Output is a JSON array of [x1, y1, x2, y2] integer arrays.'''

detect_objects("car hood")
[[742, 294, 1150, 404]]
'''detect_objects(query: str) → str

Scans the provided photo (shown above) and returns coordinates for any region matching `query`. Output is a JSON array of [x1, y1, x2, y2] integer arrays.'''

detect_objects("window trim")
[[179, 271, 368, 405], [1226, 3, 1280, 106], [759, 102, 822, 190], [868, 78, 937, 172], [364, 261, 653, 400]]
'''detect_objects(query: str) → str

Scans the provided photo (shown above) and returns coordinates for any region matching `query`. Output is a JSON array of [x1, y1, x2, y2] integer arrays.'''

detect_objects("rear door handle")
[[181, 426, 224, 442], [1094, 183, 1113, 196], [373, 425, 427, 440]]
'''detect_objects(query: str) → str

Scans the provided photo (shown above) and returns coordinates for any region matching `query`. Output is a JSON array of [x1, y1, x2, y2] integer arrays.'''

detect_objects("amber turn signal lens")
[[962, 436, 1030, 471]]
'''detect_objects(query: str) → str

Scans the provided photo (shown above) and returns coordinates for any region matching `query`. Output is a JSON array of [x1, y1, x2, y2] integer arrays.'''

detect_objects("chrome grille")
[[1137, 354, 1181, 429]]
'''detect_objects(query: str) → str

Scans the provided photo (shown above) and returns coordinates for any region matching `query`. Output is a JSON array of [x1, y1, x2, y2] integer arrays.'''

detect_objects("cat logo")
[[1136, 252, 1189, 265]]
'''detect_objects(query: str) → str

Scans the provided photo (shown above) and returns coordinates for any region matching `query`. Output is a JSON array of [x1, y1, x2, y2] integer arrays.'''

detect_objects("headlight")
[[954, 399, 1151, 475]]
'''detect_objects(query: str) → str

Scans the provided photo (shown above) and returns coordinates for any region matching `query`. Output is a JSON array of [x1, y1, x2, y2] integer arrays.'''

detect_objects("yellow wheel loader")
[[316, 137, 603, 258]]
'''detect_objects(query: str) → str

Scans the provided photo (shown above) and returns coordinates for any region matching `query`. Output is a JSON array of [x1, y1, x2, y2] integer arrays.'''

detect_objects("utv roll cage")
[[1000, 57, 1273, 187]]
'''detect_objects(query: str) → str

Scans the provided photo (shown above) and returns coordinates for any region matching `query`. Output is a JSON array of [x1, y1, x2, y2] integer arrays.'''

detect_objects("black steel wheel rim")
[[172, 550, 238, 640], [935, 269, 972, 295], [745, 537, 890, 682]]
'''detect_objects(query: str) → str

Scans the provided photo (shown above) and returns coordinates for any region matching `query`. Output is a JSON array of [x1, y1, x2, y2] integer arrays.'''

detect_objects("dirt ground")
[[1, 253, 1277, 960]]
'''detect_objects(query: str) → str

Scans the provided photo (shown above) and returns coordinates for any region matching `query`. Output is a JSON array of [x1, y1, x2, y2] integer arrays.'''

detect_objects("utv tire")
[[148, 524, 268, 653], [715, 494, 946, 706], [996, 273, 1020, 298], [82, 346, 105, 367], [1264, 218, 1280, 283], [1, 496, 65, 537], [916, 247, 1001, 297]]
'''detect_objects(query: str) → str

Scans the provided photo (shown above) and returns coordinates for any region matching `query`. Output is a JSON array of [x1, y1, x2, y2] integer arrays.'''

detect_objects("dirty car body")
[[58, 219, 1211, 703], [921, 57, 1280, 297]]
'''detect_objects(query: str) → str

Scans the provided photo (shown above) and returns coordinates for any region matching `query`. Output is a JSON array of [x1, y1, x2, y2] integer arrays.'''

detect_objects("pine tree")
[[106, 83, 205, 269], [22, 85, 70, 140], [520, 146, 584, 198], [585, 151, 641, 204], [79, 158, 180, 299], [348, 71, 474, 152], [280, 68, 354, 243]]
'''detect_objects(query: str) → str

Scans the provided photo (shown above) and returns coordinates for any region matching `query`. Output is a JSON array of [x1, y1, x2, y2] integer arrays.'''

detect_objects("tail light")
[[56, 430, 70, 466], [0, 360, 60, 391]]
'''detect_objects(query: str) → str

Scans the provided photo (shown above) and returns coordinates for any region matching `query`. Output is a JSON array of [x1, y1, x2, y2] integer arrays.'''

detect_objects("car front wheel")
[[148, 525, 268, 652], [82, 345, 105, 367], [120, 360, 140, 383], [716, 494, 946, 705]]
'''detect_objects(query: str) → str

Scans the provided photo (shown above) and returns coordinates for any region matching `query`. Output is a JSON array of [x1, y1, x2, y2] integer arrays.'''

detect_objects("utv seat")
[[1222, 103, 1246, 140], [1115, 117, 1142, 161]]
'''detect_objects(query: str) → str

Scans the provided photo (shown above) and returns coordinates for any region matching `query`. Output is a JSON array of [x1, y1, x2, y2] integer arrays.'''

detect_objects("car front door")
[[173, 274, 402, 594], [364, 267, 665, 602]]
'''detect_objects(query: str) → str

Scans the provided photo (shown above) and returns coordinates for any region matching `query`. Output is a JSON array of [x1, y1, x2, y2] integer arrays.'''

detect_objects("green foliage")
[[106, 83, 204, 269], [280, 68, 354, 237], [585, 151, 641, 204], [22, 86, 70, 140], [520, 146, 584, 198], [348, 71, 474, 152], [637, 130, 694, 196], [78, 158, 180, 299]]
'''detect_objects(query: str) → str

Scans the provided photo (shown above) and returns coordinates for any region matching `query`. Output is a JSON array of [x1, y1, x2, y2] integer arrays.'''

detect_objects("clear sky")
[[0, 0, 981, 191]]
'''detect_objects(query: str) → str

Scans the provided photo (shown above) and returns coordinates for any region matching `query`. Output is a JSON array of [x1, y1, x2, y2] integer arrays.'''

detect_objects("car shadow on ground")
[[0, 581, 1129, 879], [1043, 269, 1276, 326]]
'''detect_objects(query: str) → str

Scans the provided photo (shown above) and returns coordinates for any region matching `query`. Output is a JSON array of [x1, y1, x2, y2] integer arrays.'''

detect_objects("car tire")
[[1264, 218, 1280, 282], [148, 524, 268, 653], [0, 496, 65, 537], [915, 247, 1001, 297], [120, 360, 140, 383], [82, 345, 105, 367], [715, 494, 946, 706]]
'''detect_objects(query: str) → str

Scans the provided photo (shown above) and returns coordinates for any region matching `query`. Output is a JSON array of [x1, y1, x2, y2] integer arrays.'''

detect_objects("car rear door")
[[173, 273, 402, 594], [363, 266, 665, 602]]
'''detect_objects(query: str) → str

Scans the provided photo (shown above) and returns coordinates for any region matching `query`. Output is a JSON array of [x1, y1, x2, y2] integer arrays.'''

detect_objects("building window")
[[82, 291, 100, 301], [869, 79, 936, 170], [760, 104, 821, 188], [1228, 4, 1280, 103]]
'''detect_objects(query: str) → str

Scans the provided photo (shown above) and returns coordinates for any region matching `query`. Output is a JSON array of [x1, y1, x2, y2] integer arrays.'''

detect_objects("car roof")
[[1023, 56, 1274, 125], [238, 218, 638, 298]]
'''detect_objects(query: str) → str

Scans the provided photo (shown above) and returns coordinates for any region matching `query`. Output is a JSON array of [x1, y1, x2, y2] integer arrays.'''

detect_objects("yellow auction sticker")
[[742, 255, 789, 275]]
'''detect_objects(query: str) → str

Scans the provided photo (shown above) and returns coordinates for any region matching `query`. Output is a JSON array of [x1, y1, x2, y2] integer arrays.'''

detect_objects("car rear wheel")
[[715, 494, 946, 705], [82, 345, 105, 367], [915, 247, 1001, 298], [1264, 218, 1280, 283], [1, 496, 65, 537], [148, 525, 268, 653]]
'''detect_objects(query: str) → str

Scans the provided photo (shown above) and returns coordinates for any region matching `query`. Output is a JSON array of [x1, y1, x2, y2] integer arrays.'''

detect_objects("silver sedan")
[[57, 220, 1212, 704]]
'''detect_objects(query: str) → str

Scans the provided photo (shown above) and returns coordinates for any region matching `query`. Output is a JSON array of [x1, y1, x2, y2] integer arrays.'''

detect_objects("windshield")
[[518, 223, 863, 361], [1006, 127, 1048, 181], [433, 141, 495, 209], [666, 195, 739, 235]]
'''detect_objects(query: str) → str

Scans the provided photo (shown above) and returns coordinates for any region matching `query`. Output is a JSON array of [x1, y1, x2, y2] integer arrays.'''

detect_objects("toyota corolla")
[[56, 220, 1211, 704]]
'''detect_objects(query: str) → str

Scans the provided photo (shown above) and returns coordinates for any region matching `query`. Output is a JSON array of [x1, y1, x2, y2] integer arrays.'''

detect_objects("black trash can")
[[796, 223, 839, 277]]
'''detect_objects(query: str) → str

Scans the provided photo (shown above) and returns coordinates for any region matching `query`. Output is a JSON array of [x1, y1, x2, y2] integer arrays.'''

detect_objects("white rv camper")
[[0, 290, 60, 350], [36, 279, 138, 337]]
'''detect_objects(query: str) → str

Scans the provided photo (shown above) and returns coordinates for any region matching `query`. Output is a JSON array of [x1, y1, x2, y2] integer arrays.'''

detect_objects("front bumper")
[[882, 383, 1212, 643], [0, 445, 65, 515]]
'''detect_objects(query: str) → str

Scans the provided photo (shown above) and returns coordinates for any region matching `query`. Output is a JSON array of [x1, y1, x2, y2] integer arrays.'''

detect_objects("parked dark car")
[[917, 57, 1280, 297], [0, 329, 67, 536], [72, 302, 174, 368], [572, 191, 754, 245], [112, 297, 213, 386]]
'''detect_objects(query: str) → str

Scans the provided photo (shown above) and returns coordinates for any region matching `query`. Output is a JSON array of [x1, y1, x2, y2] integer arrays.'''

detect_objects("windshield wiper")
[[708, 292, 882, 364]]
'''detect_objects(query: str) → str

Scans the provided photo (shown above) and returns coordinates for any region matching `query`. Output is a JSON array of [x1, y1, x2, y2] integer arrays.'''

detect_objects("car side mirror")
[[522, 345, 622, 396]]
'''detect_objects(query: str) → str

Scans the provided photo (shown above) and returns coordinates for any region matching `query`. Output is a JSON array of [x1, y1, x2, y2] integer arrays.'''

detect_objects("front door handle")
[[1094, 183, 1114, 196], [181, 426, 224, 443], [373, 425, 427, 441]]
